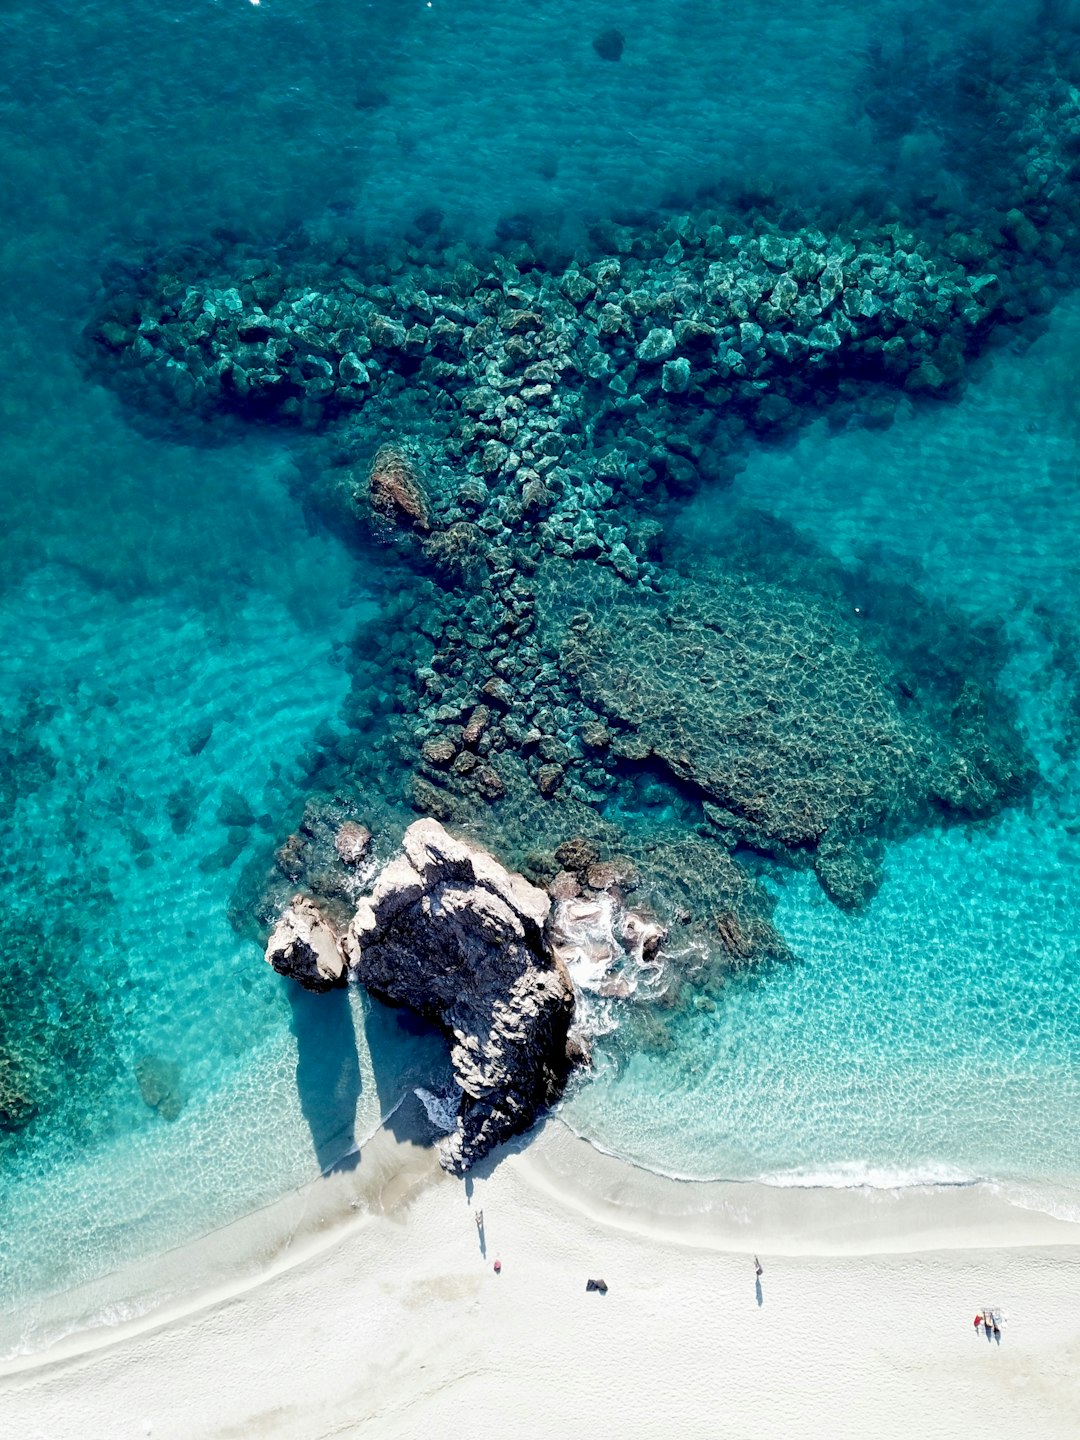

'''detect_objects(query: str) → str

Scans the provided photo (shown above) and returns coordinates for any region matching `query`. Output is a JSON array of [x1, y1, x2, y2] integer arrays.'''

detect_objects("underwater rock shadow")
[[360, 994, 462, 1153], [287, 983, 362, 1174], [286, 976, 457, 1175]]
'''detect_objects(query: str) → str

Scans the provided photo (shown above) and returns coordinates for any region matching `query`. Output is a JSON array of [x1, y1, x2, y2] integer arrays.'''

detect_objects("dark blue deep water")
[[2, 0, 1079, 1351]]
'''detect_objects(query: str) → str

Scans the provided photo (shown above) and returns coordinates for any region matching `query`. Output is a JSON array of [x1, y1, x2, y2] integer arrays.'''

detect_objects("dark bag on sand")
[[586, 1278, 608, 1294]]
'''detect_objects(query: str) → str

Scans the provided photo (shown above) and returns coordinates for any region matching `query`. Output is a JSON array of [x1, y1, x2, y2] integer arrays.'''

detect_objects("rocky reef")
[[267, 819, 577, 1171], [87, 37, 1080, 1100], [555, 557, 1030, 907], [90, 213, 1001, 443], [85, 58, 1080, 487]]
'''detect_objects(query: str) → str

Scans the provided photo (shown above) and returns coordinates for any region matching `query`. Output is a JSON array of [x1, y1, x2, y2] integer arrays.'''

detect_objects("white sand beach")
[[3, 1115, 1080, 1440]]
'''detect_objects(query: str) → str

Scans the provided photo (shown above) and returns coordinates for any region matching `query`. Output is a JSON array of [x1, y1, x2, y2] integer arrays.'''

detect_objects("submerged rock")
[[560, 562, 1030, 907], [165, 779, 199, 835], [367, 445, 430, 532], [134, 1054, 184, 1122], [344, 818, 575, 1171], [592, 27, 625, 61], [265, 894, 347, 992], [268, 795, 372, 909], [216, 785, 256, 829], [636, 327, 676, 364], [185, 716, 214, 756]]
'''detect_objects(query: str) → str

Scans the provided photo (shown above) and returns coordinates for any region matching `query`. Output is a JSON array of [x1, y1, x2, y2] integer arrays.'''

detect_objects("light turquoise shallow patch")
[[565, 295, 1080, 1203], [565, 813, 1080, 1201], [0, 555, 445, 1337]]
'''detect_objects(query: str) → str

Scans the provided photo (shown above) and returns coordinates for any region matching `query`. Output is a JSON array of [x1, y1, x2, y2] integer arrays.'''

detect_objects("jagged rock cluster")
[[266, 894, 348, 993], [89, 51, 1079, 1015], [267, 818, 577, 1170], [94, 212, 1004, 421]]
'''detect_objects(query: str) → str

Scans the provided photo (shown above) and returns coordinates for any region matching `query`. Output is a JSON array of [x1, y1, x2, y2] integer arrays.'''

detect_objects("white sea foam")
[[755, 1161, 978, 1191], [414, 1086, 459, 1135], [986, 1180, 1080, 1226]]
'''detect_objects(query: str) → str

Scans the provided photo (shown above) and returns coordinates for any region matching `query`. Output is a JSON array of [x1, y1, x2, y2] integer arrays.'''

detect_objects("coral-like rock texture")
[[345, 819, 575, 1171], [559, 562, 1030, 906]]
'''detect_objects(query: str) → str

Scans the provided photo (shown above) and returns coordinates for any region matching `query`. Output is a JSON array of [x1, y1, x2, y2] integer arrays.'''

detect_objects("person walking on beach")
[[475, 1209, 484, 1233], [754, 1256, 764, 1278]]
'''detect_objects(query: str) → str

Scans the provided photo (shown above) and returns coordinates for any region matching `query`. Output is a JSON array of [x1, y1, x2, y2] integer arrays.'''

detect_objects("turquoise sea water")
[[565, 298, 1080, 1199], [2, 0, 1080, 1350]]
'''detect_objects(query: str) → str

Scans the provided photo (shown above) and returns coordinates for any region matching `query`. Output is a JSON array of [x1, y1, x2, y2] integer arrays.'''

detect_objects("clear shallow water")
[[3, 0, 1080, 1344], [566, 294, 1080, 1199], [0, 558, 448, 1326], [567, 814, 1080, 1197]]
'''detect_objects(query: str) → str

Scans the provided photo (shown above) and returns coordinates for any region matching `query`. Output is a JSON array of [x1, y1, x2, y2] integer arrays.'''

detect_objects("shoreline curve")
[[4, 1105, 1080, 1376]]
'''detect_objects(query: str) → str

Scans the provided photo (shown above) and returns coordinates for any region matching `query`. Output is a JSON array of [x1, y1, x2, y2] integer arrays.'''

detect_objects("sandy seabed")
[[2, 1115, 1079, 1440]]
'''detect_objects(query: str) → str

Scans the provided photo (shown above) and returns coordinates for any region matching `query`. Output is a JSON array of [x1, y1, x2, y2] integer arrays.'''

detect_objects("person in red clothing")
[[974, 1314, 983, 1329]]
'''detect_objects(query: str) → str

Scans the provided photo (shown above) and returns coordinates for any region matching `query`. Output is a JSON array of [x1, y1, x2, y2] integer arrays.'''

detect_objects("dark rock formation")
[[344, 819, 575, 1171]]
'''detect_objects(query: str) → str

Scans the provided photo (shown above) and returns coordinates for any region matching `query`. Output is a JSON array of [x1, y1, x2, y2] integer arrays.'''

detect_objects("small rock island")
[[267, 818, 577, 1171]]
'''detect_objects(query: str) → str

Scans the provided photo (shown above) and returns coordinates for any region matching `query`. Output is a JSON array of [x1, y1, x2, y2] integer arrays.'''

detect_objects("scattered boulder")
[[368, 444, 430, 531], [661, 357, 691, 394], [165, 780, 199, 835], [185, 717, 214, 756], [462, 704, 492, 747], [549, 869, 581, 901], [217, 786, 256, 828], [637, 327, 676, 364], [334, 820, 372, 866], [265, 895, 347, 992]]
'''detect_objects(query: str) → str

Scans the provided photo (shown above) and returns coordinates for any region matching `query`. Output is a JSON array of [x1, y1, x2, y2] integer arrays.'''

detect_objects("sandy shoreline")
[[3, 1113, 1080, 1438]]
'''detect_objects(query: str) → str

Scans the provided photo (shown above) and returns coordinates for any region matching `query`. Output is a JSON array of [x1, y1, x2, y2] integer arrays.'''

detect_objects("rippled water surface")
[[565, 296, 1080, 1199], [2, 0, 1080, 1346]]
